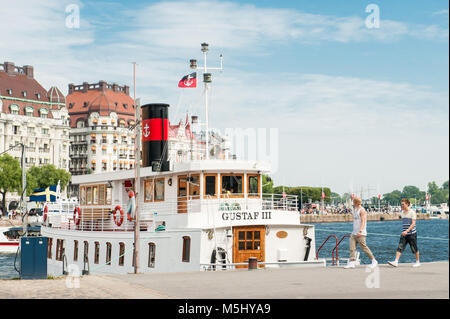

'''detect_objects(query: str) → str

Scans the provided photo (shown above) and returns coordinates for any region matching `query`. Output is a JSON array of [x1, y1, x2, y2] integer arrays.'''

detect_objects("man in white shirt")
[[344, 197, 378, 269]]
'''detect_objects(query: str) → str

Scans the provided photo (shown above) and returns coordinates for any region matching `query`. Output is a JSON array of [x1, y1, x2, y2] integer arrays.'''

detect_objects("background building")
[[0, 61, 70, 209]]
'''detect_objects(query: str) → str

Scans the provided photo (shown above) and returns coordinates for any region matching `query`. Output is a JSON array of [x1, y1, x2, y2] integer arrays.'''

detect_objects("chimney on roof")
[[68, 83, 74, 95], [112, 83, 118, 92], [99, 80, 107, 91], [23, 65, 34, 78], [83, 82, 89, 93], [4, 62, 15, 75], [124, 85, 130, 96]]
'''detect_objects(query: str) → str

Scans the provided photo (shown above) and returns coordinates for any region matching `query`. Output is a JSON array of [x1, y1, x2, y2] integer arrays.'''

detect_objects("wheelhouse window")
[[106, 242, 112, 265], [182, 236, 191, 262], [154, 178, 165, 201], [204, 174, 217, 198], [80, 184, 112, 205], [119, 242, 125, 266], [144, 179, 154, 202], [188, 175, 200, 199], [74, 240, 78, 262], [221, 174, 243, 197], [94, 242, 100, 264], [247, 174, 260, 197], [148, 243, 156, 268]]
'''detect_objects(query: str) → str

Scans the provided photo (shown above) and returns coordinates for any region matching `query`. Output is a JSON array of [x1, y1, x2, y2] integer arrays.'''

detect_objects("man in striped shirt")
[[388, 198, 420, 267]]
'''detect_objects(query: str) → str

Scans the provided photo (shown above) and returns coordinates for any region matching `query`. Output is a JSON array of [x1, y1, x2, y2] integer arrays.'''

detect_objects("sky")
[[1, 0, 448, 197]]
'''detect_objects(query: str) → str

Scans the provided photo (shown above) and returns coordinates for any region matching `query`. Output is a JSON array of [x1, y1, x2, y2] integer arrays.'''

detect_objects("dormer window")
[[69, 103, 74, 109], [83, 102, 88, 108], [36, 93, 41, 99], [7, 89, 12, 95], [123, 103, 127, 109], [22, 91, 27, 97]]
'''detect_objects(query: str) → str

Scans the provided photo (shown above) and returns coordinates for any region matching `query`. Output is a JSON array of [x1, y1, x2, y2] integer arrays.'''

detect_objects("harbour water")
[[315, 219, 449, 265], [0, 219, 448, 280]]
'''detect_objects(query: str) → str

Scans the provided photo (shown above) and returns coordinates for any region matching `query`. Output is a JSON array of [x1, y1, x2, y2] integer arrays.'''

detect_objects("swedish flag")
[[29, 185, 58, 202]]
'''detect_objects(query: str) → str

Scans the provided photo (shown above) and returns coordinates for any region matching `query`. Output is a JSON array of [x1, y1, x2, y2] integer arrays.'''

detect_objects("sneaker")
[[412, 261, 421, 268], [370, 259, 378, 269], [344, 261, 355, 269], [388, 260, 398, 267]]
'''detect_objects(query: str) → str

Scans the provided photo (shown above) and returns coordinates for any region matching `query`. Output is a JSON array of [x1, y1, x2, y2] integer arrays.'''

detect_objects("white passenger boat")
[[42, 44, 321, 276], [0, 226, 20, 253]]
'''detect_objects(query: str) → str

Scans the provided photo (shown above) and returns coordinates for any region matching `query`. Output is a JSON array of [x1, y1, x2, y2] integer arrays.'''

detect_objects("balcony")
[[39, 148, 50, 153]]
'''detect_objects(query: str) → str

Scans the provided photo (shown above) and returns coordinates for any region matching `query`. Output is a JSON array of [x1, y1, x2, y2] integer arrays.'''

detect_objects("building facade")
[[0, 61, 70, 169], [67, 81, 136, 176]]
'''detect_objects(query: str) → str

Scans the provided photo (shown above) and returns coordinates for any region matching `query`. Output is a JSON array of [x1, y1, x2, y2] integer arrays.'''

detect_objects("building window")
[[106, 242, 112, 265], [7, 89, 12, 95], [182, 236, 191, 262], [47, 237, 53, 259], [69, 103, 74, 109], [148, 243, 156, 268], [22, 91, 27, 97], [42, 128, 49, 135], [94, 242, 100, 264], [74, 240, 78, 262], [83, 102, 88, 108], [13, 126, 19, 134], [25, 106, 33, 116], [119, 242, 125, 266], [36, 93, 41, 99], [123, 103, 127, 109]]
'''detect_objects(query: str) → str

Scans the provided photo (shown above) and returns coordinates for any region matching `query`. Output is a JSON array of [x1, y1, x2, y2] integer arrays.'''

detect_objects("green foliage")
[[262, 175, 274, 193], [382, 180, 449, 205], [0, 154, 22, 210], [26, 165, 71, 196]]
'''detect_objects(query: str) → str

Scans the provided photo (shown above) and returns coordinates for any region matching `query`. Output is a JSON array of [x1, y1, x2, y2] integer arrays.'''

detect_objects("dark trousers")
[[397, 233, 419, 254]]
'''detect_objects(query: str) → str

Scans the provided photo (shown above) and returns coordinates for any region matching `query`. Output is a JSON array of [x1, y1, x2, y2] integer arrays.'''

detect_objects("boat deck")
[[1, 261, 448, 299]]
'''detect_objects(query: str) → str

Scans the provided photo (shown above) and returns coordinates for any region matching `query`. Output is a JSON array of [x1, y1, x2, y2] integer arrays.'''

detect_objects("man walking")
[[344, 197, 378, 269], [388, 198, 420, 268]]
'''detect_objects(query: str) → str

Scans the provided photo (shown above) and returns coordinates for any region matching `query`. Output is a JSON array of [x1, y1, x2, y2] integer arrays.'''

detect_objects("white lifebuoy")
[[113, 205, 124, 226]]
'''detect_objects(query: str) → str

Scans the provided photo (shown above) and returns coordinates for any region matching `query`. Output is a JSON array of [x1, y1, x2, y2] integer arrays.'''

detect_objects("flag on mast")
[[178, 72, 197, 88]]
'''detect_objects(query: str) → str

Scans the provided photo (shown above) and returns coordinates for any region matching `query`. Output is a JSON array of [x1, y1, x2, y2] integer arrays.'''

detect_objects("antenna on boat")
[[189, 43, 223, 160]]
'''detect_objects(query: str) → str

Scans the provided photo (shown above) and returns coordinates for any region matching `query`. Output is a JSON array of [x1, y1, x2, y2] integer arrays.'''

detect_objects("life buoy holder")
[[43, 204, 48, 222], [113, 205, 124, 226], [73, 206, 81, 225]]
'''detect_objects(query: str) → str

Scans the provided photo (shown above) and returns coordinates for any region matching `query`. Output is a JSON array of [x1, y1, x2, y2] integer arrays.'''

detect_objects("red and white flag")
[[378, 194, 381, 200], [178, 72, 197, 88]]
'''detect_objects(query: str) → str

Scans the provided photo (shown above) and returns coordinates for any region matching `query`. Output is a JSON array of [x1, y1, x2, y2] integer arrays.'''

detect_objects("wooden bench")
[[76, 208, 111, 222]]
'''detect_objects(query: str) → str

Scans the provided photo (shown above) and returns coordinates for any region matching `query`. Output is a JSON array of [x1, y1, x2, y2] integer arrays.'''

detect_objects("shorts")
[[397, 232, 419, 254]]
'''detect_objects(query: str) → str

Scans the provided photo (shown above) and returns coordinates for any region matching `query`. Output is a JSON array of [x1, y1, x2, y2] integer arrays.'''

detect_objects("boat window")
[[80, 187, 86, 205], [98, 185, 105, 205], [83, 241, 89, 262], [94, 242, 100, 264], [56, 239, 64, 261], [106, 187, 112, 204], [188, 175, 200, 199], [86, 187, 92, 204], [237, 230, 261, 251], [106, 242, 112, 265], [221, 174, 243, 197], [178, 176, 187, 198], [154, 178, 164, 201], [74, 240, 78, 262], [247, 174, 260, 197], [148, 243, 156, 268], [204, 174, 217, 198], [47, 238, 53, 259], [119, 242, 125, 266], [182, 236, 191, 262], [144, 179, 154, 202], [92, 186, 98, 204]]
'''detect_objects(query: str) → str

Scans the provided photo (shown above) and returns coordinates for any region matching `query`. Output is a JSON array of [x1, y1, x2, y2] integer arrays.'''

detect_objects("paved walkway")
[[0, 261, 448, 299]]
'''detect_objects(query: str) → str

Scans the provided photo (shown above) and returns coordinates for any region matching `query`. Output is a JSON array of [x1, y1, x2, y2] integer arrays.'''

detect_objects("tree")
[[427, 181, 446, 204], [26, 164, 71, 196], [0, 154, 22, 212], [383, 190, 402, 205], [262, 175, 274, 194]]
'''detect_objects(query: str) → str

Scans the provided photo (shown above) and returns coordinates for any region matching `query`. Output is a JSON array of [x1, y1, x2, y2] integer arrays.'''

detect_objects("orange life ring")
[[73, 206, 81, 225], [113, 205, 124, 226], [43, 204, 48, 222]]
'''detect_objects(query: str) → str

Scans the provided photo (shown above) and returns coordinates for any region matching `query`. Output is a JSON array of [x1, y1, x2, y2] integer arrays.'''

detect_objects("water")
[[0, 253, 19, 279], [314, 219, 449, 265], [0, 220, 448, 279]]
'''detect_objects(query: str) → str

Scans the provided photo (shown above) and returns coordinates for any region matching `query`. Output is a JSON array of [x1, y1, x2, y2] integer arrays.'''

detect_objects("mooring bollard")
[[248, 257, 258, 270]]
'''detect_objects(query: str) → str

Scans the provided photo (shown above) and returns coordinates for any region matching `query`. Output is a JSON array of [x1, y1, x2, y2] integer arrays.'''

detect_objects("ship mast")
[[133, 62, 141, 274], [189, 43, 223, 160]]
